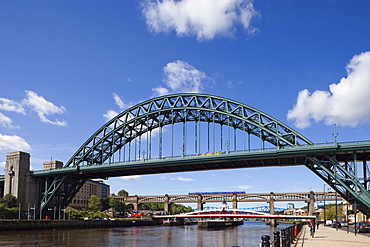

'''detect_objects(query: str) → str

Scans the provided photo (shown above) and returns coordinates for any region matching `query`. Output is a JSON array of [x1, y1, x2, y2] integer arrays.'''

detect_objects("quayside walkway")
[[295, 225, 370, 247]]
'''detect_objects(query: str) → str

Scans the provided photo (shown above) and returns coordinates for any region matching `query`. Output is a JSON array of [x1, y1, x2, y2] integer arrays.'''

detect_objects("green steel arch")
[[65, 93, 313, 168]]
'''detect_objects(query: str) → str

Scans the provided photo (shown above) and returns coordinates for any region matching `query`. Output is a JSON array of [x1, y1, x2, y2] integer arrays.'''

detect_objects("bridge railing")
[[261, 222, 305, 247]]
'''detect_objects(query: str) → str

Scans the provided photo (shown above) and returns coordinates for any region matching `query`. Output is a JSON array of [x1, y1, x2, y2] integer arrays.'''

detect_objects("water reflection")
[[0, 221, 290, 247]]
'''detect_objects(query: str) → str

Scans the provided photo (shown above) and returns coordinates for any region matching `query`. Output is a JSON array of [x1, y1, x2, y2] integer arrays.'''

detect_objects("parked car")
[[339, 221, 347, 227], [331, 221, 342, 228], [356, 221, 370, 233]]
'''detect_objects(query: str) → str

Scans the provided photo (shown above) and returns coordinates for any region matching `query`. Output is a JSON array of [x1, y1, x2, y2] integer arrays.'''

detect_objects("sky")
[[1, 0, 370, 209]]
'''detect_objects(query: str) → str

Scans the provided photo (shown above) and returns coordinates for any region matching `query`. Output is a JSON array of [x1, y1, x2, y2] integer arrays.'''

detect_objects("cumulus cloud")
[[22, 90, 67, 126], [152, 60, 210, 96], [120, 175, 142, 180], [103, 93, 136, 121], [103, 109, 119, 122], [231, 185, 253, 190], [0, 134, 32, 152], [287, 51, 370, 128], [0, 113, 19, 129], [142, 0, 259, 41], [0, 90, 68, 128], [170, 176, 194, 181], [0, 98, 25, 114]]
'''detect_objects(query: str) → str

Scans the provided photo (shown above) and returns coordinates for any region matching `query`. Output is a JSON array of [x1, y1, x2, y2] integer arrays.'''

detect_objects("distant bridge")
[[113, 191, 342, 215]]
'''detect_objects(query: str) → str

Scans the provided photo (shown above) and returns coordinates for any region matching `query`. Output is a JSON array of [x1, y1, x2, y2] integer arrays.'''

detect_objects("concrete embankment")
[[0, 219, 162, 231]]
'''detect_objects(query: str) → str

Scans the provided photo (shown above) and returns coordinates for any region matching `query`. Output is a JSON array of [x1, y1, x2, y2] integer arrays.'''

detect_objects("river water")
[[0, 221, 290, 247]]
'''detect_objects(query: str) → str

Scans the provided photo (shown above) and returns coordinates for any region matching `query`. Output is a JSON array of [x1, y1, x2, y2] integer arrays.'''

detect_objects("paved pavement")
[[295, 224, 370, 247]]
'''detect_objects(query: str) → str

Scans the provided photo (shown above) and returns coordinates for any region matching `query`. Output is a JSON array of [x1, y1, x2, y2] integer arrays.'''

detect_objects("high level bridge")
[[114, 191, 343, 215], [1, 93, 370, 218]]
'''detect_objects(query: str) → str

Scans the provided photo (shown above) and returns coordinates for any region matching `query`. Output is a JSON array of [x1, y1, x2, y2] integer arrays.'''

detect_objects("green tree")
[[319, 203, 344, 220], [0, 203, 18, 219], [142, 203, 164, 211], [117, 189, 129, 197], [110, 198, 126, 215], [88, 195, 102, 211], [0, 194, 17, 208], [171, 204, 193, 214], [100, 197, 111, 211]]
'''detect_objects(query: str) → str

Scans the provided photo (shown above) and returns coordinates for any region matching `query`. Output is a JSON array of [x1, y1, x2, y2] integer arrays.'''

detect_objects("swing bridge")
[[3, 93, 370, 218]]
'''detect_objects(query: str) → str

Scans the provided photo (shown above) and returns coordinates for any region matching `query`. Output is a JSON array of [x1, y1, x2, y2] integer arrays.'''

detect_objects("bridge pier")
[[308, 191, 315, 216], [132, 195, 139, 211], [269, 192, 276, 227], [232, 193, 238, 209], [164, 194, 170, 214], [197, 194, 203, 211]]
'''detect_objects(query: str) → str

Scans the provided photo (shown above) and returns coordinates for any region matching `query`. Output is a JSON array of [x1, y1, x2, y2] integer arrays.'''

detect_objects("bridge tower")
[[4, 151, 37, 213]]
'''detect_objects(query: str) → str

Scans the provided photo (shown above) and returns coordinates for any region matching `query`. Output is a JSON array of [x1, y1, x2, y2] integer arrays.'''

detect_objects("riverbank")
[[0, 219, 162, 231]]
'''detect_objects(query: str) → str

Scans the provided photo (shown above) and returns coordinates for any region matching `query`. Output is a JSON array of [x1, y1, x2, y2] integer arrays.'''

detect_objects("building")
[[68, 180, 110, 209]]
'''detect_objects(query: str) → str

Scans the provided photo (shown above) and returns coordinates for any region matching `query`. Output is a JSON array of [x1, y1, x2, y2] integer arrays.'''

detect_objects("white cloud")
[[0, 161, 5, 168], [170, 176, 194, 181], [113, 93, 135, 110], [0, 98, 25, 114], [0, 134, 32, 152], [231, 185, 253, 190], [287, 51, 370, 128], [0, 113, 19, 129], [103, 94, 137, 122], [103, 109, 119, 122], [119, 175, 142, 180], [22, 90, 67, 126], [142, 0, 259, 41], [152, 60, 210, 96]]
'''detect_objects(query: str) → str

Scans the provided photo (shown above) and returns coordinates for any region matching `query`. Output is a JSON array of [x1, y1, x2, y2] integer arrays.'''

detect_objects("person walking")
[[309, 221, 316, 238]]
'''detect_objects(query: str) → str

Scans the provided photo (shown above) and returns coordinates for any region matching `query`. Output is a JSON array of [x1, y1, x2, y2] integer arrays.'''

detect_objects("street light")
[[323, 184, 326, 226]]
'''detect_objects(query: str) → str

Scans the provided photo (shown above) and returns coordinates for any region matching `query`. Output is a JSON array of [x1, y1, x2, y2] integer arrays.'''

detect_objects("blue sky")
[[1, 0, 370, 208]]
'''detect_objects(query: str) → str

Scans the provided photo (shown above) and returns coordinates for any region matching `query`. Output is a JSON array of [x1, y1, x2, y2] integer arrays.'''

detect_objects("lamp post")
[[334, 169, 338, 231], [323, 184, 326, 226]]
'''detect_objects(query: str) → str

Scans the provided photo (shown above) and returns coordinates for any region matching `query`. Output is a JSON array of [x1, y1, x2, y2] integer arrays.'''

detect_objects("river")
[[0, 221, 290, 247]]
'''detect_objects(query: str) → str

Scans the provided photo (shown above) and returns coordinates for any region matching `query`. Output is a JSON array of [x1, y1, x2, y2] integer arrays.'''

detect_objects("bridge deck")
[[31, 141, 370, 179]]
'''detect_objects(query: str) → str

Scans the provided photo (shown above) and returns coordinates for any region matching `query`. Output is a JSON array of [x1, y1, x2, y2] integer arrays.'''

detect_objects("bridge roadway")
[[31, 140, 370, 179], [113, 191, 342, 215]]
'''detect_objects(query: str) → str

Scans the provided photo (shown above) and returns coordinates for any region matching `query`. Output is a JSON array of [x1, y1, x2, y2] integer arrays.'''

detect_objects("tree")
[[0, 194, 17, 208], [101, 197, 111, 211], [88, 195, 102, 211], [141, 203, 194, 214], [117, 189, 129, 197], [319, 203, 344, 220], [171, 204, 193, 214]]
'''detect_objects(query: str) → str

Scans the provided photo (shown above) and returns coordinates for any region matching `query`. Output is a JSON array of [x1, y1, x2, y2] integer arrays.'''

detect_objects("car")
[[331, 221, 341, 228], [356, 221, 370, 233], [339, 221, 347, 227]]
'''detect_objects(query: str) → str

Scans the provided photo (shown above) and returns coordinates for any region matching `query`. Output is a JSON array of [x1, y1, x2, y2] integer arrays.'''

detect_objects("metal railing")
[[261, 222, 304, 247]]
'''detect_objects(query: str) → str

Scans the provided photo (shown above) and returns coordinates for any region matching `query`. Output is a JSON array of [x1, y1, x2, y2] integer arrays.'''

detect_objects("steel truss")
[[306, 152, 370, 216], [37, 175, 87, 218], [65, 93, 312, 168]]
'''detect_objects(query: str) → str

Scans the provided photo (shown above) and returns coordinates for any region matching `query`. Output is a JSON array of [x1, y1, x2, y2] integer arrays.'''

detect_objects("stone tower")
[[4, 151, 37, 211]]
